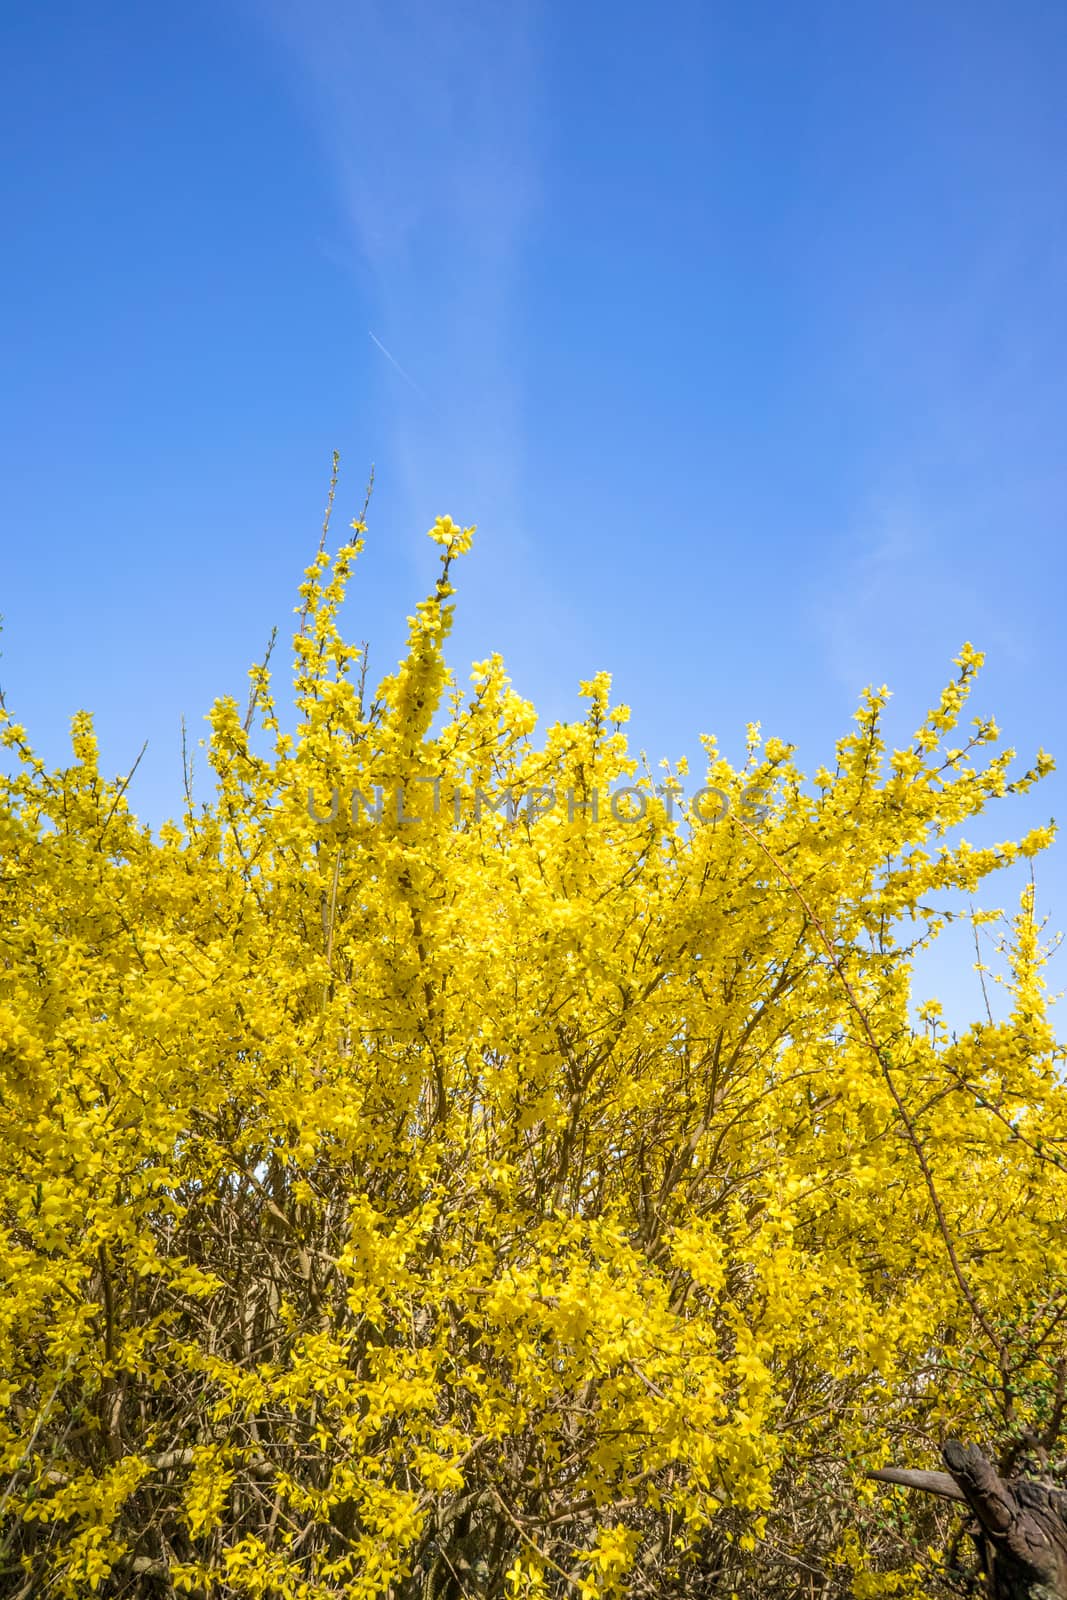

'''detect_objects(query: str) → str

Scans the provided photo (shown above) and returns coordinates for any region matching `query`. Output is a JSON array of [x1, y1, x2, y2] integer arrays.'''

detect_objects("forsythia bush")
[[0, 505, 1063, 1599]]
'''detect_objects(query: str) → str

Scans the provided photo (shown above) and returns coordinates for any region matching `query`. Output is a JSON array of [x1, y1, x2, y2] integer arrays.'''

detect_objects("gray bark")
[[869, 1439, 1067, 1599]]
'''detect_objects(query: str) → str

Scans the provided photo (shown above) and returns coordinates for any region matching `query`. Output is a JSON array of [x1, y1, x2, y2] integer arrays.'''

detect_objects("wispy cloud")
[[810, 495, 1021, 703], [249, 0, 541, 560], [368, 330, 424, 398]]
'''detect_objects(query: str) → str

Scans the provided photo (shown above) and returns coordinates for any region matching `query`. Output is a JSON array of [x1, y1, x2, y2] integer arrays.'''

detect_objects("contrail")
[[368, 330, 424, 396]]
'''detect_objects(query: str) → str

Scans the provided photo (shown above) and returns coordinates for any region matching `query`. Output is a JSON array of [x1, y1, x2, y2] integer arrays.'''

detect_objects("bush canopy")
[[0, 506, 1063, 1598]]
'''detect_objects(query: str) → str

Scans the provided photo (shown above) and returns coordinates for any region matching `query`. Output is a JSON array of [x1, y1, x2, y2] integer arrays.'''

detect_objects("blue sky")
[[1, 1, 1064, 1023]]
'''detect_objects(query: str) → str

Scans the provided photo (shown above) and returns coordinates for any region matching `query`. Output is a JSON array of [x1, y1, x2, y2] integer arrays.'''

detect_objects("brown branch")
[[867, 1466, 967, 1503]]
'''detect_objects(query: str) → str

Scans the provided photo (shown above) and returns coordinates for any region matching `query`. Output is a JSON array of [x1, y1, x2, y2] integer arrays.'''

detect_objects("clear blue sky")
[[1, 1, 1064, 1022]]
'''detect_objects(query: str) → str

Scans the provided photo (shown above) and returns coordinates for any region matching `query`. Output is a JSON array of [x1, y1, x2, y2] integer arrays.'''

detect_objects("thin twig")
[[100, 740, 148, 834], [244, 626, 278, 734], [969, 903, 995, 1025], [298, 450, 341, 637], [181, 714, 194, 813]]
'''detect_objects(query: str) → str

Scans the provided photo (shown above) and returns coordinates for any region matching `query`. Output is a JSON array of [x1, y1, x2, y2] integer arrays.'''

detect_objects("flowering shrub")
[[0, 501, 1062, 1597]]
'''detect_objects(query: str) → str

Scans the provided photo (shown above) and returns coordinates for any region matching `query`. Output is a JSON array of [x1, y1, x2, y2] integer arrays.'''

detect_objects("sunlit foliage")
[[0, 505, 1062, 1597]]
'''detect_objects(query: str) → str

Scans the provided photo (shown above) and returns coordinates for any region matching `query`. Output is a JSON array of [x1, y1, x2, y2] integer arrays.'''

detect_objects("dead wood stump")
[[869, 1439, 1067, 1598]]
